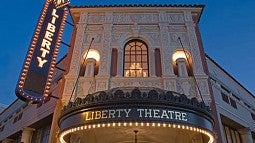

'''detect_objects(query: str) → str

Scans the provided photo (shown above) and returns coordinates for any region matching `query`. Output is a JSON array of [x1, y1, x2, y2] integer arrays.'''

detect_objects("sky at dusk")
[[0, 0, 254, 106]]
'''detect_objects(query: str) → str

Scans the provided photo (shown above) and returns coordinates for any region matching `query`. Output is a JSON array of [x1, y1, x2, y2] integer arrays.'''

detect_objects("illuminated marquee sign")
[[84, 108, 188, 122], [16, 0, 68, 103], [59, 107, 213, 131]]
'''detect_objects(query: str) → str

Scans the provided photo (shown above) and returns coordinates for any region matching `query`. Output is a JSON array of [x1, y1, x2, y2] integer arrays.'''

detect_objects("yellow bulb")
[[172, 50, 188, 62], [83, 49, 100, 61]]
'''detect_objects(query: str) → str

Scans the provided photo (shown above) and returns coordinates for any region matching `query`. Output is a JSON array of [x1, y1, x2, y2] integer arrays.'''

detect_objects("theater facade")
[[57, 4, 216, 143]]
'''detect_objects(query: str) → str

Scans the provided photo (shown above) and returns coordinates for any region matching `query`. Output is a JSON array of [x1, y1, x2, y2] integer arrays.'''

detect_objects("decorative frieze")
[[197, 79, 209, 95], [84, 34, 102, 44], [79, 12, 88, 23], [113, 13, 158, 23], [112, 25, 132, 32], [168, 25, 186, 32], [86, 25, 103, 31], [176, 78, 197, 98], [164, 79, 176, 92], [165, 13, 184, 23], [110, 78, 163, 89], [87, 13, 105, 23], [138, 32, 160, 47], [169, 32, 189, 47], [139, 25, 159, 32]]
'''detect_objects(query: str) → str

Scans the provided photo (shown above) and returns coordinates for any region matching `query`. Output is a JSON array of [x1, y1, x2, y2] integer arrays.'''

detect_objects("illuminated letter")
[[168, 111, 174, 119], [144, 109, 152, 118], [161, 110, 169, 119], [37, 57, 47, 68], [137, 109, 144, 117], [51, 9, 59, 24], [44, 31, 54, 41], [41, 39, 51, 50], [108, 110, 115, 118], [40, 48, 50, 58], [123, 109, 131, 117], [101, 110, 108, 119], [175, 111, 182, 120], [116, 109, 123, 117], [95, 111, 101, 119], [182, 112, 187, 121], [47, 23, 56, 33], [85, 112, 92, 121], [153, 109, 160, 118]]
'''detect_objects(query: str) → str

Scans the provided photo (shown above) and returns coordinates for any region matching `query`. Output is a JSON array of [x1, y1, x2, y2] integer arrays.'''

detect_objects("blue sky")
[[0, 0, 254, 106]]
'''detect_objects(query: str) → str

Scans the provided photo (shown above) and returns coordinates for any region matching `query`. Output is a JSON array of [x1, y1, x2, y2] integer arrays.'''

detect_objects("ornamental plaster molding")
[[99, 28, 111, 75], [186, 23, 204, 75], [176, 78, 197, 98], [139, 25, 159, 32], [165, 13, 184, 23], [184, 11, 193, 22], [112, 25, 132, 32], [159, 24, 174, 76], [196, 79, 209, 95], [113, 13, 158, 23], [86, 25, 103, 31], [84, 33, 102, 44], [110, 78, 163, 89], [87, 13, 105, 23], [111, 32, 130, 45], [79, 12, 88, 23], [163, 79, 177, 92], [169, 32, 189, 47], [168, 25, 187, 32], [68, 24, 86, 76], [64, 80, 76, 95]]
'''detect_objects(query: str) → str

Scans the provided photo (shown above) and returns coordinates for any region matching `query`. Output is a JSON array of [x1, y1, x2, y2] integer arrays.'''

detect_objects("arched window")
[[124, 39, 149, 77]]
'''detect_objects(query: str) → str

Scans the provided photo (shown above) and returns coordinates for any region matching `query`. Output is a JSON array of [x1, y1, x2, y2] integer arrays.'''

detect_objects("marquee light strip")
[[59, 122, 214, 143], [17, 0, 51, 102]]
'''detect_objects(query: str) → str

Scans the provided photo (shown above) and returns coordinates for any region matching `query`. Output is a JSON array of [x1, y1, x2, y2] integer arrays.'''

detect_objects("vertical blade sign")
[[16, 0, 69, 104]]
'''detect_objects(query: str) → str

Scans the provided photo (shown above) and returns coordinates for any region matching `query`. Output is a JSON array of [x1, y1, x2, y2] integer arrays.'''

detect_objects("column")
[[84, 58, 96, 77], [238, 128, 253, 143], [176, 58, 188, 77], [20, 127, 34, 143]]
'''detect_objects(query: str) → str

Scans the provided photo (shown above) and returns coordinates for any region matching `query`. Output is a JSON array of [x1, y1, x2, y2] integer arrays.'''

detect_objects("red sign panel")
[[16, 0, 68, 103]]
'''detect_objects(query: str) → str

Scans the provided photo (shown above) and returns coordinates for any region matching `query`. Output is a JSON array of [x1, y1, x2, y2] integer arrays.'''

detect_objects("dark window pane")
[[221, 92, 229, 104], [230, 98, 237, 109]]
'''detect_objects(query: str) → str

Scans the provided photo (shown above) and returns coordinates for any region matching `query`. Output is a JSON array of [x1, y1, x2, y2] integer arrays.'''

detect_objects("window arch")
[[124, 39, 149, 77]]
